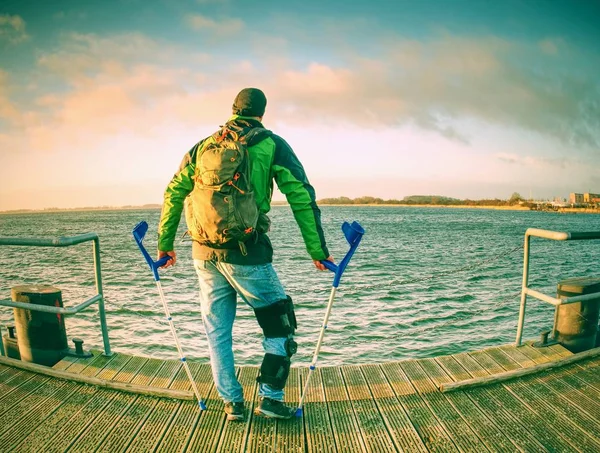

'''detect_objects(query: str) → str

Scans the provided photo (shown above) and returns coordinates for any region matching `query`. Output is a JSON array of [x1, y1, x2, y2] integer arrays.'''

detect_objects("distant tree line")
[[318, 193, 528, 206]]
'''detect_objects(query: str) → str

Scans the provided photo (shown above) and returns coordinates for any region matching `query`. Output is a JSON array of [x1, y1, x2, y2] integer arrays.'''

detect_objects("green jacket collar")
[[228, 114, 264, 126]]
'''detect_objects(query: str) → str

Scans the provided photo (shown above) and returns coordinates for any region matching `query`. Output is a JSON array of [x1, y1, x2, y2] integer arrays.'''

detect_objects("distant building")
[[570, 193, 584, 204], [584, 193, 600, 203]]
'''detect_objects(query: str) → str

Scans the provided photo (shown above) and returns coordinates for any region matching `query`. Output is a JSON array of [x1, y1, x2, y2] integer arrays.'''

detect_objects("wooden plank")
[[530, 343, 572, 361], [443, 347, 600, 393], [65, 393, 138, 453], [35, 389, 117, 453], [149, 359, 181, 389], [0, 374, 53, 418], [47, 353, 147, 452], [131, 358, 167, 386], [467, 350, 505, 375], [455, 353, 575, 451], [95, 396, 159, 453], [507, 376, 600, 452], [60, 352, 102, 374], [547, 344, 573, 358], [0, 369, 36, 404], [341, 365, 397, 453], [154, 400, 203, 453], [553, 363, 600, 399], [79, 353, 118, 377], [125, 399, 181, 452], [185, 379, 227, 453], [0, 356, 193, 400], [535, 367, 600, 421], [470, 351, 595, 451], [112, 355, 149, 382], [0, 364, 11, 378], [436, 355, 548, 452], [301, 367, 337, 453], [94, 356, 182, 452], [7, 384, 98, 453], [380, 361, 458, 452], [246, 366, 277, 453], [275, 367, 304, 453], [498, 345, 537, 368], [156, 364, 214, 453], [95, 352, 134, 380], [168, 362, 211, 392], [321, 366, 367, 452], [576, 355, 600, 370], [483, 348, 520, 371], [419, 358, 517, 452], [126, 355, 186, 453], [52, 355, 81, 371], [569, 360, 600, 392], [216, 366, 258, 453], [360, 364, 427, 453], [400, 360, 486, 453], [514, 345, 552, 364], [0, 381, 81, 448]]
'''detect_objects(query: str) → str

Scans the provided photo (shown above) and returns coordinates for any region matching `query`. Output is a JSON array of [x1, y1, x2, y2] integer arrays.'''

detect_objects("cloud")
[[539, 38, 563, 56], [261, 34, 600, 148], [5, 29, 600, 160], [495, 152, 569, 169], [185, 14, 244, 35], [0, 14, 28, 44], [0, 70, 21, 124]]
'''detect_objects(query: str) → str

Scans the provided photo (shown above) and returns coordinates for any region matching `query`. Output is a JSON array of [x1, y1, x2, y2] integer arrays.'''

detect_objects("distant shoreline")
[[2, 203, 599, 215]]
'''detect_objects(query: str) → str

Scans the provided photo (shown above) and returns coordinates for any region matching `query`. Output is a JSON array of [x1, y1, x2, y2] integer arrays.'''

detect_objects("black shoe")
[[224, 402, 245, 421], [254, 397, 295, 420]]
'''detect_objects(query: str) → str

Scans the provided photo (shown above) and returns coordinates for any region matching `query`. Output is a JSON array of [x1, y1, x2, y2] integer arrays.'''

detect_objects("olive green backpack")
[[185, 125, 271, 254]]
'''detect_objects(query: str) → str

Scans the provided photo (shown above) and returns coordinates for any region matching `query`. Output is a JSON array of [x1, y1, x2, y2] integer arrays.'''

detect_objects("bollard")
[[2, 325, 21, 359], [12, 285, 68, 366], [555, 277, 600, 353]]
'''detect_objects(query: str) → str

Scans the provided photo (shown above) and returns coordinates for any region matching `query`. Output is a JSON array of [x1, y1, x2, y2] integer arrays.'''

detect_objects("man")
[[157, 88, 333, 421]]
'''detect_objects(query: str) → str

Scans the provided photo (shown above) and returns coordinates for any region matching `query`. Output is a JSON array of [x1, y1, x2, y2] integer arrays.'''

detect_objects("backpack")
[[185, 125, 270, 254]]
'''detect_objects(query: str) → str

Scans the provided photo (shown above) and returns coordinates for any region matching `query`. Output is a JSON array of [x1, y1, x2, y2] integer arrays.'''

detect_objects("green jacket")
[[158, 116, 329, 264]]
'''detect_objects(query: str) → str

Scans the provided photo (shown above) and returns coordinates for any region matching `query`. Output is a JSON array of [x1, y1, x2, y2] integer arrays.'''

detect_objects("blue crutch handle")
[[132, 221, 172, 281], [320, 221, 365, 288]]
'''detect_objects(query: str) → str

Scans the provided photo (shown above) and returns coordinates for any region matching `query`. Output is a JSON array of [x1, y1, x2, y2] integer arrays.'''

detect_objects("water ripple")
[[1, 207, 599, 367]]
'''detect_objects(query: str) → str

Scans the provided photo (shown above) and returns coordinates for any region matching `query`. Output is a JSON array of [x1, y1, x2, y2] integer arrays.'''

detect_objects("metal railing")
[[515, 228, 600, 346], [0, 233, 112, 356]]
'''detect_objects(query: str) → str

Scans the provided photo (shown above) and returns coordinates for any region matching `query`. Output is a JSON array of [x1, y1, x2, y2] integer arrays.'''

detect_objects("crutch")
[[295, 221, 365, 417], [133, 221, 207, 410]]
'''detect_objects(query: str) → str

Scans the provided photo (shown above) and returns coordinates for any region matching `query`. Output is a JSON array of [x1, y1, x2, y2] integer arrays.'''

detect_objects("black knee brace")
[[255, 297, 297, 389], [254, 296, 297, 338], [258, 353, 290, 390]]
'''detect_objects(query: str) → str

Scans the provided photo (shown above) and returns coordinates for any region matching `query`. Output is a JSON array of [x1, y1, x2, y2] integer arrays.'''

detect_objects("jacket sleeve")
[[271, 135, 329, 261], [157, 143, 199, 251]]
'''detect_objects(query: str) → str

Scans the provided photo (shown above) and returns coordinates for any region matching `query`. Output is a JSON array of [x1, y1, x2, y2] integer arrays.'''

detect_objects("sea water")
[[1, 206, 599, 366]]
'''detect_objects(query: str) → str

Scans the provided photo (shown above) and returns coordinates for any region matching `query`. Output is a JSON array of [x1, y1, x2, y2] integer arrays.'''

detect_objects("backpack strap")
[[244, 127, 272, 146], [218, 122, 272, 147]]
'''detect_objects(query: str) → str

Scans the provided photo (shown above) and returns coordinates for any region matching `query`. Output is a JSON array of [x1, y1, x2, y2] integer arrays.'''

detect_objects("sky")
[[0, 0, 599, 210]]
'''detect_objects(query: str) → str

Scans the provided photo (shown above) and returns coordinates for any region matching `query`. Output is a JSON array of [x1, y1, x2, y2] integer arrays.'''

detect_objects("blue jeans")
[[194, 259, 288, 403]]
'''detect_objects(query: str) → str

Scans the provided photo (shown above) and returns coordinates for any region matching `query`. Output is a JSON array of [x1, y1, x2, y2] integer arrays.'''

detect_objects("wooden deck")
[[1, 342, 599, 452]]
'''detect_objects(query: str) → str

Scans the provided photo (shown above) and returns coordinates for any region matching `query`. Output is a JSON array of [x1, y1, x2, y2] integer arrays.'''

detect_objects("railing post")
[[515, 234, 531, 346], [0, 326, 4, 357], [93, 238, 112, 356]]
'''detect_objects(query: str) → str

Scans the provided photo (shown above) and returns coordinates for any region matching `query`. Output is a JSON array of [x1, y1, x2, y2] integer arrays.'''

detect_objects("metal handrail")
[[515, 228, 600, 346], [0, 234, 112, 356]]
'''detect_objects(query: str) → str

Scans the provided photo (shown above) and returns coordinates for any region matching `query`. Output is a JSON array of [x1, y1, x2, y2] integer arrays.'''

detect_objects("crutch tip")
[[294, 407, 303, 417], [199, 401, 207, 411]]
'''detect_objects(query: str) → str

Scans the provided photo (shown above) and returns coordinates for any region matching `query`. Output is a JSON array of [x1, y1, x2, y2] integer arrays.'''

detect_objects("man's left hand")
[[314, 255, 335, 271]]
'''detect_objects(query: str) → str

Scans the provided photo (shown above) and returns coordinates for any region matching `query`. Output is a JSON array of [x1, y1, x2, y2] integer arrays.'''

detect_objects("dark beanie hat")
[[232, 88, 267, 117]]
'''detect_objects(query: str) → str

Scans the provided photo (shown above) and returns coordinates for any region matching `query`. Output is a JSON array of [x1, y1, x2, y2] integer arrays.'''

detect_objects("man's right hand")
[[314, 255, 335, 271], [158, 250, 177, 268]]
